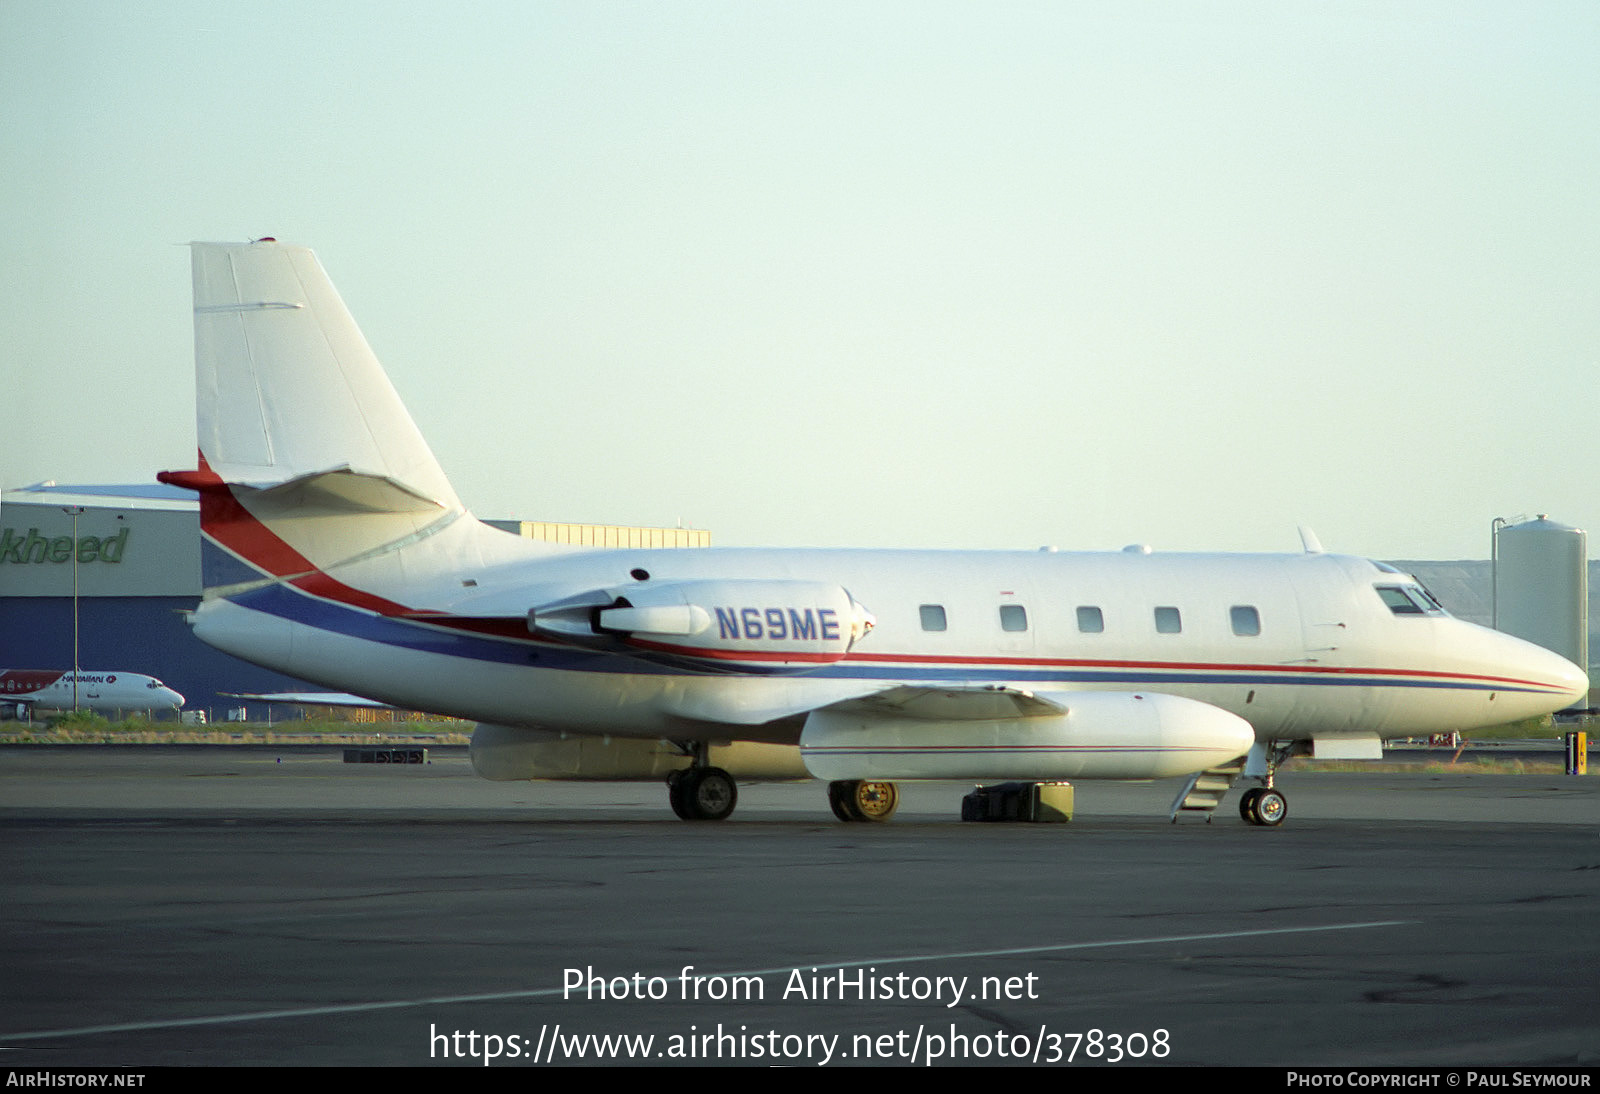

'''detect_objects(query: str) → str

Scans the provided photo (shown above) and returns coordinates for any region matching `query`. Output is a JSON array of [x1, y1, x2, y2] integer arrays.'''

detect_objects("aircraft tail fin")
[[160, 240, 549, 600], [185, 239, 460, 508]]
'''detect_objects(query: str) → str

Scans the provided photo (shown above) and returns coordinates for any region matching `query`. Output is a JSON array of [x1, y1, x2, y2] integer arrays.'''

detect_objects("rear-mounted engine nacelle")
[[530, 579, 875, 672]]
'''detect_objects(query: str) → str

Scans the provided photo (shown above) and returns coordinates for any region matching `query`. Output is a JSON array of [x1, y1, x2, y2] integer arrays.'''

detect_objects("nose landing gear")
[[1237, 740, 1298, 826], [1238, 786, 1287, 826]]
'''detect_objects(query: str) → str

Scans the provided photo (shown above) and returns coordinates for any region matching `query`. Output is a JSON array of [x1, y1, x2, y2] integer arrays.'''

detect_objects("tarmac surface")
[[1, 745, 1596, 1068]]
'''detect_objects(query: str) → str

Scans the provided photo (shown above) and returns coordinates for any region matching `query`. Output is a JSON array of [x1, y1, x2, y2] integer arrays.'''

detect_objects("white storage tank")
[[1494, 516, 1587, 684]]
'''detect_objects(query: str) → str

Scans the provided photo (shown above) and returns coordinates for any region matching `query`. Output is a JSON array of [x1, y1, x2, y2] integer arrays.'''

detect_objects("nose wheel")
[[1238, 786, 1287, 826], [1236, 740, 1295, 826]]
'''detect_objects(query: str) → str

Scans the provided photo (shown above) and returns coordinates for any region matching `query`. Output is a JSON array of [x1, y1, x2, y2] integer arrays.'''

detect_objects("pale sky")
[[4, 2, 1596, 559]]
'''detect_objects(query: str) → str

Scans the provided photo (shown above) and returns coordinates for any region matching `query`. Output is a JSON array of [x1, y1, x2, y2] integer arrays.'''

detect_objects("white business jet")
[[159, 241, 1587, 825]]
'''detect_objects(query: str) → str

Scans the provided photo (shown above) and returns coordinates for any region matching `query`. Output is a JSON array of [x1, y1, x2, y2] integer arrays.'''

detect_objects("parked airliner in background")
[[0, 670, 184, 716], [159, 240, 1588, 824]]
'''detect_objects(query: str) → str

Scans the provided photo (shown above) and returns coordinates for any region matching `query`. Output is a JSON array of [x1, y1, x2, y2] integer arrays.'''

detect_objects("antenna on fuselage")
[[1297, 526, 1325, 554]]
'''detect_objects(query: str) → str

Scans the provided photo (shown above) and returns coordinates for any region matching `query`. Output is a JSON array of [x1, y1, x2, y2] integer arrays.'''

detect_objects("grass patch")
[[1292, 757, 1568, 775], [0, 712, 472, 746], [1466, 714, 1565, 740]]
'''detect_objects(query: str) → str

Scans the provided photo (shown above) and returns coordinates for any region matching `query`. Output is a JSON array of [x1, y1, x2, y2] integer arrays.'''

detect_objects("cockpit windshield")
[[1375, 584, 1446, 616]]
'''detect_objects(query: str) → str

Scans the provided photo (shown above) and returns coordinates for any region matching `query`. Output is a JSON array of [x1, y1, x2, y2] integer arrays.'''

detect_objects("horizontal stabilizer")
[[231, 467, 449, 516]]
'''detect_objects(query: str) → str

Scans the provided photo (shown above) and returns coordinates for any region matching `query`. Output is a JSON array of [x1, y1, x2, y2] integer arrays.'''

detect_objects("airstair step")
[[1169, 757, 1247, 822]]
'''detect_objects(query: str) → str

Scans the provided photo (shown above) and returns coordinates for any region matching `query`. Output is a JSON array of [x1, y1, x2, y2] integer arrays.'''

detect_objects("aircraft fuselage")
[[163, 240, 1589, 820], [190, 539, 1582, 745]]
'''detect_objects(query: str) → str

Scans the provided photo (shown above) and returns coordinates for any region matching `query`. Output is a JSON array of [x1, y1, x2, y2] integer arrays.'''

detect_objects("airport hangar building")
[[2, 483, 1593, 720], [0, 483, 709, 720]]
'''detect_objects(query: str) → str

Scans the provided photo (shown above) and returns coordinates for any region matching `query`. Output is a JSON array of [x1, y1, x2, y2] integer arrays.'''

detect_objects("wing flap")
[[659, 682, 1065, 730], [823, 684, 1067, 720]]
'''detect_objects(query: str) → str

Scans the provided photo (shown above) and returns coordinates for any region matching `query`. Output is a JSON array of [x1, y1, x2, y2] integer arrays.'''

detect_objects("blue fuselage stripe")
[[219, 584, 1556, 695]]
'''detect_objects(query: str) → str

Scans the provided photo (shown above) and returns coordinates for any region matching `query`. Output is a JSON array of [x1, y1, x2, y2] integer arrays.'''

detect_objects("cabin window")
[[1076, 605, 1104, 633], [1230, 605, 1261, 636], [1154, 606, 1182, 634], [999, 604, 1028, 632], [919, 604, 947, 632]]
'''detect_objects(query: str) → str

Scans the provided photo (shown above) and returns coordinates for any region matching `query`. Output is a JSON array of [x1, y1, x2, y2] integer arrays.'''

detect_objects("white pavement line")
[[1, 919, 1415, 1043]]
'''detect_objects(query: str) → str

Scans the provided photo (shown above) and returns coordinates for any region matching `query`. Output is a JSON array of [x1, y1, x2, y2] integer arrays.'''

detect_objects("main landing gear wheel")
[[667, 770, 692, 820], [670, 767, 737, 821], [1240, 786, 1287, 827], [828, 780, 899, 822]]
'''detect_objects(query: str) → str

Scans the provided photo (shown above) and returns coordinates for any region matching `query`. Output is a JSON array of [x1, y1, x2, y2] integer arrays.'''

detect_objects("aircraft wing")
[[820, 684, 1067, 721], [224, 691, 398, 709], [232, 681, 1060, 727], [661, 681, 1062, 730]]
